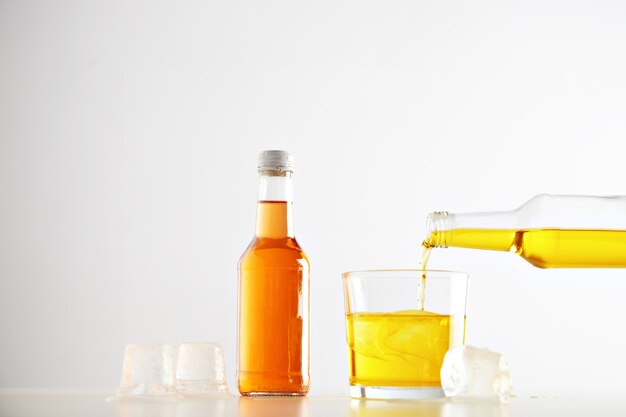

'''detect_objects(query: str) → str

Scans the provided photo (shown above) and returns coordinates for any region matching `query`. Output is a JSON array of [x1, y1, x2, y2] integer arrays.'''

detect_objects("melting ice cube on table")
[[175, 342, 231, 396], [440, 345, 513, 402], [113, 344, 177, 398]]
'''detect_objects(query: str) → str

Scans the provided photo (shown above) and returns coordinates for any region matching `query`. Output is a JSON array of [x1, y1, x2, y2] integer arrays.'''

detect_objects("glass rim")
[[342, 269, 468, 279]]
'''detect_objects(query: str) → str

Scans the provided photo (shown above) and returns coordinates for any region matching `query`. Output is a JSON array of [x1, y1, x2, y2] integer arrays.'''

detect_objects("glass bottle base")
[[350, 385, 444, 400], [240, 392, 308, 397]]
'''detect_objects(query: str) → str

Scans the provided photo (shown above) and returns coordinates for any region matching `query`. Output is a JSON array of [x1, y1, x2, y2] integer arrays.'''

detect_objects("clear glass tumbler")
[[342, 270, 468, 399]]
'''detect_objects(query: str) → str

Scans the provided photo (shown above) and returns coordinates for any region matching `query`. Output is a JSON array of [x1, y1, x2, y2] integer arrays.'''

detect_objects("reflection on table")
[[235, 396, 510, 417], [112, 395, 235, 417], [4, 391, 623, 417], [110, 394, 511, 417], [238, 397, 310, 417], [349, 398, 510, 417]]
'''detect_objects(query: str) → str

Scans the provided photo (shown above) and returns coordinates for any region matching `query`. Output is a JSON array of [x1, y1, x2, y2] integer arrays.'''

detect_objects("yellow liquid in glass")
[[346, 310, 462, 387], [424, 228, 626, 268]]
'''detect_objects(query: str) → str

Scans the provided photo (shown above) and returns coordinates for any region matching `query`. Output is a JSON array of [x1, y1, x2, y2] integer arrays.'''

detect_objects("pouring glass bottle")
[[423, 194, 626, 268], [237, 150, 310, 396]]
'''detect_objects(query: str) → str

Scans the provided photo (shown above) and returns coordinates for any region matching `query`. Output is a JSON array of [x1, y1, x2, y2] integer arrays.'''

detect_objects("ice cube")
[[175, 342, 231, 396], [114, 344, 177, 397], [440, 346, 512, 402]]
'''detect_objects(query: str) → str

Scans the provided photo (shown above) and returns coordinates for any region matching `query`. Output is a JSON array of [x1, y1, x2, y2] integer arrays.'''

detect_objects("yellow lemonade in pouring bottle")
[[421, 195, 626, 268]]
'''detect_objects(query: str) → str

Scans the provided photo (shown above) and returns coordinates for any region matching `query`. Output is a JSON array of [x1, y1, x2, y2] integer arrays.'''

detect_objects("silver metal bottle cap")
[[257, 150, 295, 172]]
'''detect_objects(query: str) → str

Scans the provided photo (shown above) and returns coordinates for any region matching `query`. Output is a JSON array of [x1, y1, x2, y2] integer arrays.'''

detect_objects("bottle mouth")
[[258, 168, 292, 177], [425, 211, 455, 247]]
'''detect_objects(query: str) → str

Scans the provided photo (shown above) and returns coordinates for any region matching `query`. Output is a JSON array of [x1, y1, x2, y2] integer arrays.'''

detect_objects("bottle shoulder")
[[239, 237, 309, 268]]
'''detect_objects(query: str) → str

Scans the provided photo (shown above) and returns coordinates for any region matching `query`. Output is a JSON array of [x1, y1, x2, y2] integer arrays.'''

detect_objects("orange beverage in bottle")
[[237, 150, 310, 396]]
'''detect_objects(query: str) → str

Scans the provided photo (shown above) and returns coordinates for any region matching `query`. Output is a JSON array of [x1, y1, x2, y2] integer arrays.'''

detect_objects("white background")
[[1, 0, 626, 396]]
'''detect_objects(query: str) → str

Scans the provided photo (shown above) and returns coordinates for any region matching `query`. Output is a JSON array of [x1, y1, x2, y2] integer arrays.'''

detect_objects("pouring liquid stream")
[[417, 244, 432, 311]]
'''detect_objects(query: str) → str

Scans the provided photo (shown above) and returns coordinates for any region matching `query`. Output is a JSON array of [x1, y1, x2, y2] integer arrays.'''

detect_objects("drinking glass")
[[342, 270, 468, 399]]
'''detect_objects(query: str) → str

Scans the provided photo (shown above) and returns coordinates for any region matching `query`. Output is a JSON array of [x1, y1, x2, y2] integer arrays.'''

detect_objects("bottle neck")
[[255, 170, 294, 238], [426, 210, 515, 248]]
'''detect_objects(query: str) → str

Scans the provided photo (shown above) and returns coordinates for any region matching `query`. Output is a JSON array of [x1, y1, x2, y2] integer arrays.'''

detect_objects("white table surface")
[[1, 390, 625, 417]]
